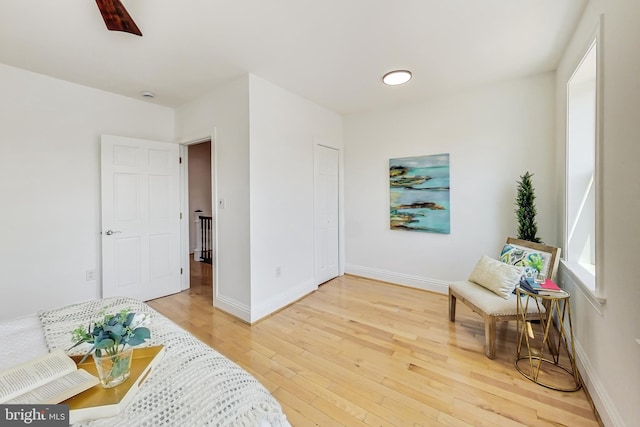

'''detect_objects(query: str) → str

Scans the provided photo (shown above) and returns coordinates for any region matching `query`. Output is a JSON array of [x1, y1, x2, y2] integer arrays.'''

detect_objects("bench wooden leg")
[[449, 290, 457, 322], [484, 315, 496, 359]]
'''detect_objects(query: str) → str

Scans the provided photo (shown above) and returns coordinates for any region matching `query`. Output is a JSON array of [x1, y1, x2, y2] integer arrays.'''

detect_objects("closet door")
[[314, 144, 339, 285]]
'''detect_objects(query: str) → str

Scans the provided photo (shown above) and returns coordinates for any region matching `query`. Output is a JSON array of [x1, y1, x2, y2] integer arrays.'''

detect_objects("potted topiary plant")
[[515, 171, 542, 243]]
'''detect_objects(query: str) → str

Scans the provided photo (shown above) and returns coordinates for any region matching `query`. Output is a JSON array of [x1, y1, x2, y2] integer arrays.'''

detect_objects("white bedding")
[[0, 298, 290, 427], [0, 314, 48, 372]]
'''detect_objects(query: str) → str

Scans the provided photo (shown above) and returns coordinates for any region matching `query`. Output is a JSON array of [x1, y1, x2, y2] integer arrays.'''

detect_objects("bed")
[[0, 297, 290, 427]]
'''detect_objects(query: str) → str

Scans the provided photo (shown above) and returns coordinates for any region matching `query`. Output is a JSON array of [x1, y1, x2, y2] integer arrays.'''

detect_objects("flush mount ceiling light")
[[382, 70, 412, 86], [141, 90, 155, 98]]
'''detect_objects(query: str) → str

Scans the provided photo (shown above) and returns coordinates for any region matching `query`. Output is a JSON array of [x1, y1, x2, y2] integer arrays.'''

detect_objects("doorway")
[[186, 140, 214, 295]]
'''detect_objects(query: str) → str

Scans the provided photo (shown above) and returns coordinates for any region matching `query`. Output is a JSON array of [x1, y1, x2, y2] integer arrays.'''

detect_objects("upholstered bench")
[[449, 237, 560, 359]]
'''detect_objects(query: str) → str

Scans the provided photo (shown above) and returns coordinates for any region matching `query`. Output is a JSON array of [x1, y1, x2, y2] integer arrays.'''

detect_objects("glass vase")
[[92, 347, 133, 388]]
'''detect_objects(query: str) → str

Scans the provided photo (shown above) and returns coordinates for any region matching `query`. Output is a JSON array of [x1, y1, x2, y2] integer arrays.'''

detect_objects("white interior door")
[[101, 135, 181, 301], [314, 145, 340, 285]]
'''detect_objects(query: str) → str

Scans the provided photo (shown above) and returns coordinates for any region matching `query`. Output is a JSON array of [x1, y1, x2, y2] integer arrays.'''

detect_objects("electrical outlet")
[[86, 269, 96, 281], [275, 266, 281, 278]]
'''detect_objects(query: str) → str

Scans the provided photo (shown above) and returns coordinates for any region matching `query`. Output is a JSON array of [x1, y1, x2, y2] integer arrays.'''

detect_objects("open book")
[[0, 349, 99, 405]]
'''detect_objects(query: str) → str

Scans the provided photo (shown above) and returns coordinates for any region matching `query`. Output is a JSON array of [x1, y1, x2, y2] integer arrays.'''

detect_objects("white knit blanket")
[[38, 297, 290, 427]]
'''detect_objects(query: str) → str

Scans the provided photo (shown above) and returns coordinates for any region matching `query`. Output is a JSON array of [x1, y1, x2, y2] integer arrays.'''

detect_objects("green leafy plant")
[[69, 308, 151, 363], [515, 171, 542, 243]]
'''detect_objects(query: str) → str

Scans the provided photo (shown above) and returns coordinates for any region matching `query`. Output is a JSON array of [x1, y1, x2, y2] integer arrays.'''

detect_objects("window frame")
[[563, 15, 606, 307]]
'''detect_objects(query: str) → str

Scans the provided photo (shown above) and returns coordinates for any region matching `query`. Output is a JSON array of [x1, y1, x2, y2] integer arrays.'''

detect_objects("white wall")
[[248, 75, 343, 321], [0, 63, 174, 321], [1, 66, 343, 325], [344, 73, 557, 292], [175, 75, 252, 320], [175, 74, 344, 322], [555, 1, 640, 425]]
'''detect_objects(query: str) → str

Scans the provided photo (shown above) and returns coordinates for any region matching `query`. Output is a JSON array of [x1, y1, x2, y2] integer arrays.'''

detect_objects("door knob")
[[104, 229, 122, 236]]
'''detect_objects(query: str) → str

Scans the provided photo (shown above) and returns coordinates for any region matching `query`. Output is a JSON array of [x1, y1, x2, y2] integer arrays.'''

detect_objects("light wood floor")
[[147, 263, 601, 427]]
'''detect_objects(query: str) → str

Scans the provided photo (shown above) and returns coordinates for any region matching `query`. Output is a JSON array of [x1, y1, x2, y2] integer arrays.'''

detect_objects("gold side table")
[[515, 287, 581, 392]]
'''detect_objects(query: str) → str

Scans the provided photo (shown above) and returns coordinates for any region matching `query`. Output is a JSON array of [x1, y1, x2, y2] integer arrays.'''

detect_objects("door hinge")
[[179, 212, 183, 220], [179, 156, 182, 164], [180, 268, 183, 275]]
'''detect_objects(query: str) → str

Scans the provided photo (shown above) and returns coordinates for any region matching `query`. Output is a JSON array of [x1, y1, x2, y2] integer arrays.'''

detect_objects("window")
[[565, 25, 603, 302]]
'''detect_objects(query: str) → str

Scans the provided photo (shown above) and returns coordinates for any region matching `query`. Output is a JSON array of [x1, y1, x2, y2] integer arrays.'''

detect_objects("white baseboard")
[[558, 268, 624, 427], [214, 279, 317, 324], [250, 279, 318, 323], [344, 264, 449, 295], [574, 340, 624, 427], [214, 294, 251, 323]]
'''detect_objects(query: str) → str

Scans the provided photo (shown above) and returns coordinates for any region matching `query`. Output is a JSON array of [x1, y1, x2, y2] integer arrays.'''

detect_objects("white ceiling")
[[0, 0, 587, 115]]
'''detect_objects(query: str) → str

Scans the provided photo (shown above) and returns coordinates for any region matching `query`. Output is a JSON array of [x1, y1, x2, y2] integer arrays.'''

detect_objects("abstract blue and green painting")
[[390, 153, 450, 234]]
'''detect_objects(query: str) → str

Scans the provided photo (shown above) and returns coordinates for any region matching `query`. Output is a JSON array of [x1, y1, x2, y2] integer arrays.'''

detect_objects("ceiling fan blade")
[[95, 0, 142, 36]]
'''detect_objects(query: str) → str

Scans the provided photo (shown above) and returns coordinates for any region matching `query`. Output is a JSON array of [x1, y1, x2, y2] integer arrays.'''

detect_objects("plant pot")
[[92, 347, 133, 388]]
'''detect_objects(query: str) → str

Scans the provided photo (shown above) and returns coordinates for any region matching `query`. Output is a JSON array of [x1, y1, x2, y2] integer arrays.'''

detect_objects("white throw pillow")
[[468, 255, 522, 299]]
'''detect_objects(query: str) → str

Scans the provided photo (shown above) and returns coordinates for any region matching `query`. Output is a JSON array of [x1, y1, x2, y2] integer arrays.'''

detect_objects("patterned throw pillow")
[[500, 243, 551, 279]]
